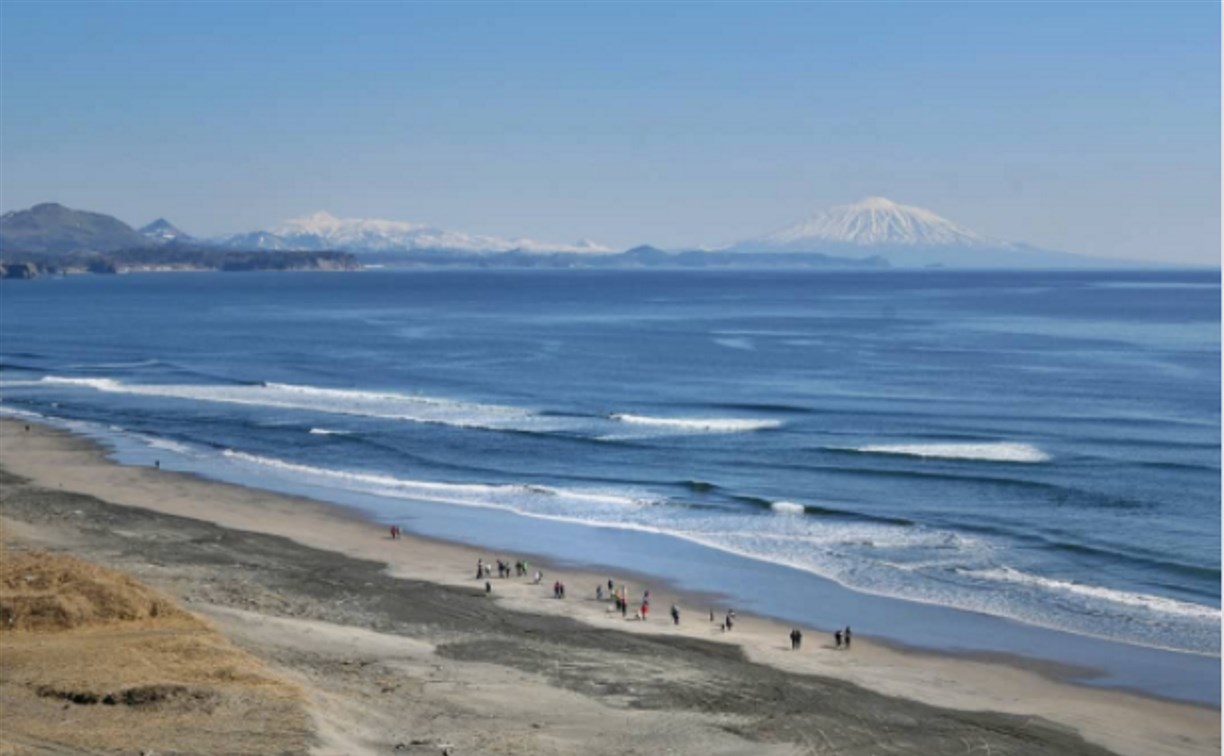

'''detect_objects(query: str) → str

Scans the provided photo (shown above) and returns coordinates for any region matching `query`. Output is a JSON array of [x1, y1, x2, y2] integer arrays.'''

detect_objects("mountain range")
[[212, 211, 610, 256], [1, 198, 1134, 269]]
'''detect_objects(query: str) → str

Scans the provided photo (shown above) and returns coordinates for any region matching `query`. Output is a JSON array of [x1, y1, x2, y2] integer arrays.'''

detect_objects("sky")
[[1, 2, 1219, 263]]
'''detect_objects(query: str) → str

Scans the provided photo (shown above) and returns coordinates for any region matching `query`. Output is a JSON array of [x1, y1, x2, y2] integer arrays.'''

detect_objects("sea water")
[[1, 269, 1218, 701]]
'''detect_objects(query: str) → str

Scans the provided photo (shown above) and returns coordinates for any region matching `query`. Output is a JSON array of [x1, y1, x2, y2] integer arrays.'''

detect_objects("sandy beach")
[[0, 419, 1217, 755]]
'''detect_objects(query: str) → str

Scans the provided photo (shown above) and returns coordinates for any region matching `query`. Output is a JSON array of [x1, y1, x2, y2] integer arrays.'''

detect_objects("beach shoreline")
[[0, 418, 1218, 755]]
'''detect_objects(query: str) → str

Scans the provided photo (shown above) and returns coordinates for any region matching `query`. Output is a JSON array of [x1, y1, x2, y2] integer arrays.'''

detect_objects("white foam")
[[770, 501, 806, 515], [965, 567, 1221, 620], [610, 413, 782, 433], [309, 428, 352, 436], [0, 406, 47, 421], [40, 377, 123, 390], [221, 450, 653, 512], [36, 376, 542, 432], [712, 336, 755, 351], [851, 442, 1050, 463], [133, 435, 194, 454]]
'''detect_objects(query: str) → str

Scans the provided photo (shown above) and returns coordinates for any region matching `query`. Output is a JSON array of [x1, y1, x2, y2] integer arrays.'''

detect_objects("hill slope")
[[0, 203, 154, 255]]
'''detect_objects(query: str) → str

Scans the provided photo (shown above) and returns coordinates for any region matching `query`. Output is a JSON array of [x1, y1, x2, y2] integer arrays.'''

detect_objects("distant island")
[[1, 196, 1135, 278]]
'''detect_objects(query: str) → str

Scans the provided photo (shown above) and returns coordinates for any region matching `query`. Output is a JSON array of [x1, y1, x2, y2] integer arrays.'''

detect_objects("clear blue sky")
[[2, 1, 1219, 262]]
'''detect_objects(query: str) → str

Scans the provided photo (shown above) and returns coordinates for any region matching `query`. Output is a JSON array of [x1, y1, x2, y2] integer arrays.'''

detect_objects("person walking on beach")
[[534, 570, 543, 584], [844, 626, 852, 650], [640, 601, 649, 621], [834, 629, 843, 649], [476, 559, 484, 580], [596, 585, 603, 601], [789, 629, 800, 650], [670, 604, 680, 625], [724, 611, 734, 632], [485, 580, 491, 595]]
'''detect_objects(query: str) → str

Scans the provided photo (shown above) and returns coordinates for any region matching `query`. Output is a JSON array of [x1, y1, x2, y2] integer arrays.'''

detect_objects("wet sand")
[[0, 419, 1218, 755]]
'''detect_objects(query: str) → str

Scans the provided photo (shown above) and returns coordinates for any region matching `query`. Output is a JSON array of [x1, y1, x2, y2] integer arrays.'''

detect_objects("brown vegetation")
[[0, 543, 311, 754]]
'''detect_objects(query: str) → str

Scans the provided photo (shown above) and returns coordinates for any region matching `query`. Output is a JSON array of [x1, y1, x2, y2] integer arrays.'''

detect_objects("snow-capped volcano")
[[736, 197, 1009, 251], [727, 197, 1115, 268], [215, 211, 611, 255]]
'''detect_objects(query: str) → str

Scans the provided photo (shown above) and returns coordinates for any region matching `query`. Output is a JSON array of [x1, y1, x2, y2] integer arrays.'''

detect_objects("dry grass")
[[0, 544, 312, 754], [1, 550, 194, 631]]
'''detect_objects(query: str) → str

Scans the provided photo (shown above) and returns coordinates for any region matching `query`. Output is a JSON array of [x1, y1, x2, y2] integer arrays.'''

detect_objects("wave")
[[0, 362, 46, 373], [835, 442, 1051, 464], [712, 336, 755, 351], [962, 567, 1221, 621], [308, 427, 353, 436], [770, 501, 805, 514], [731, 494, 916, 527], [130, 433, 195, 454], [0, 406, 47, 421], [1042, 539, 1222, 581], [33, 376, 547, 433], [610, 413, 782, 433], [1136, 460, 1221, 474], [68, 359, 163, 370], [221, 450, 657, 511]]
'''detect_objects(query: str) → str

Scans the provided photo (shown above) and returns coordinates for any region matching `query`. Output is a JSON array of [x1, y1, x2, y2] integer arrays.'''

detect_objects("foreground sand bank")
[[0, 528, 311, 754], [0, 420, 1217, 755]]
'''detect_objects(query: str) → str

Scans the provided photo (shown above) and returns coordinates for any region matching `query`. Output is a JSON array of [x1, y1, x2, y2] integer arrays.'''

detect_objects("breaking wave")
[[963, 566, 1221, 621], [34, 376, 543, 432], [610, 413, 782, 433], [838, 442, 1050, 463], [221, 450, 656, 512]]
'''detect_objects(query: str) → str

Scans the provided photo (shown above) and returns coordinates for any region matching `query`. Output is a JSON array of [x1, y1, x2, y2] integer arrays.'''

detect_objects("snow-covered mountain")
[[213, 211, 611, 255], [730, 197, 1104, 268], [734, 197, 1009, 251], [139, 218, 191, 243]]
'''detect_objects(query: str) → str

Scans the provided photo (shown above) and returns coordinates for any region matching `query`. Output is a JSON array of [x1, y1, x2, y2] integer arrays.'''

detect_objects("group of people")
[[721, 609, 736, 631], [604, 581, 635, 618], [475, 557, 532, 581], [463, 547, 856, 653], [788, 626, 853, 651]]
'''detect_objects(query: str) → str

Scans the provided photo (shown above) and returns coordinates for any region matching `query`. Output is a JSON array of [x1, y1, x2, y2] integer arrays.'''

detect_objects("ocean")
[[1, 268, 1219, 702]]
